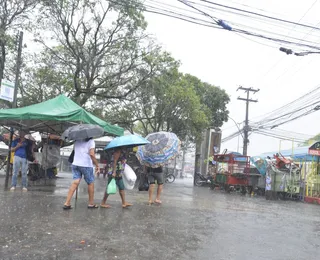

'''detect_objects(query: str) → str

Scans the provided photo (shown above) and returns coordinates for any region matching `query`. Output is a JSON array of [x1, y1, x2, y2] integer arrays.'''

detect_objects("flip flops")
[[63, 205, 72, 210], [63, 204, 99, 209], [87, 204, 99, 209]]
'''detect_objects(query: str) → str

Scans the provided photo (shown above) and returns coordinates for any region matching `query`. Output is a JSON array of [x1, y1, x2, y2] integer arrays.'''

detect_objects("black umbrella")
[[61, 124, 104, 141]]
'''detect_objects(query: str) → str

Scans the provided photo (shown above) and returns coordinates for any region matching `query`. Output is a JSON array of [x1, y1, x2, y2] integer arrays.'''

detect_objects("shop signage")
[[308, 149, 320, 156], [0, 79, 15, 102]]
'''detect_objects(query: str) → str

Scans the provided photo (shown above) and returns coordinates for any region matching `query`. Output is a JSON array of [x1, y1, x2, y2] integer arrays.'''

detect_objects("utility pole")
[[237, 86, 259, 156], [5, 31, 23, 188]]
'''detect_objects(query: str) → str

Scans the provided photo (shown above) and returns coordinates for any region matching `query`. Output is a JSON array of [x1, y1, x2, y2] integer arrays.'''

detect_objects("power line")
[[174, 0, 320, 50], [198, 0, 320, 32], [130, 1, 320, 51], [250, 84, 320, 123]]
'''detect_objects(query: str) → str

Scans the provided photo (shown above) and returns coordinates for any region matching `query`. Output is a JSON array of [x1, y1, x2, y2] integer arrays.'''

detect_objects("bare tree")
[[0, 0, 36, 80], [32, 0, 165, 106]]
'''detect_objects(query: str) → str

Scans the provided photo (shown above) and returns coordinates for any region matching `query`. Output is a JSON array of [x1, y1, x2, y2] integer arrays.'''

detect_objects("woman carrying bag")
[[100, 148, 132, 208]]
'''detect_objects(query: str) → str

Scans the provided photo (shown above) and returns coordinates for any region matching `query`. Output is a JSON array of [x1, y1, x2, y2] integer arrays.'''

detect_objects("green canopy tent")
[[0, 94, 124, 136], [0, 95, 123, 190]]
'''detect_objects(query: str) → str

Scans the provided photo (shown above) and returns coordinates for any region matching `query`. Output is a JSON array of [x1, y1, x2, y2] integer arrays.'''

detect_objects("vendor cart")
[[213, 152, 251, 194]]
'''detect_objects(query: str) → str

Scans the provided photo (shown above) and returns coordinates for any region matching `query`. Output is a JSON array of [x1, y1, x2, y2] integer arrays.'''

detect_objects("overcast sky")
[[21, 0, 320, 156], [143, 0, 320, 155]]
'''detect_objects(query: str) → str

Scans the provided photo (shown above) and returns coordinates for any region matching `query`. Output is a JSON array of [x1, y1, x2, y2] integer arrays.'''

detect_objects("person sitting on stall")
[[37, 134, 73, 178]]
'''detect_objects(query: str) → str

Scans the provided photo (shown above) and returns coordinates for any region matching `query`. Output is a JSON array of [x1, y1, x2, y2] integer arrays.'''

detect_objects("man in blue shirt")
[[10, 131, 28, 191]]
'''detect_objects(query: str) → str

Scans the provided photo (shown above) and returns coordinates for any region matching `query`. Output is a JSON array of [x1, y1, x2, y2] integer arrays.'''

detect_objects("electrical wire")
[[175, 0, 320, 51], [198, 0, 320, 32], [106, 0, 320, 52], [252, 128, 313, 140], [253, 130, 308, 143], [188, 0, 319, 37], [250, 84, 320, 124]]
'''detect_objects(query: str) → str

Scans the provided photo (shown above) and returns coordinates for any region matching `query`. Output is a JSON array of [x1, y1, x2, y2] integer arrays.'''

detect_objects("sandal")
[[88, 204, 99, 209], [63, 205, 72, 210]]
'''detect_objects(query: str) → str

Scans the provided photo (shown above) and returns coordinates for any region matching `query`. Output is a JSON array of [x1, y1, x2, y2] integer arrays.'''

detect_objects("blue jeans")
[[72, 165, 95, 184], [12, 156, 28, 188]]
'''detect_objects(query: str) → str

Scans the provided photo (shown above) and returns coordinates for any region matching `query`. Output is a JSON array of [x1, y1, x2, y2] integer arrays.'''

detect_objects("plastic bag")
[[123, 164, 137, 190], [41, 144, 60, 169], [107, 178, 117, 194]]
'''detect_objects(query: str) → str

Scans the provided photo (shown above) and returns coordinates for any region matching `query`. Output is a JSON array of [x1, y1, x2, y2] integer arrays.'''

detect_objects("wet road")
[[0, 173, 320, 260]]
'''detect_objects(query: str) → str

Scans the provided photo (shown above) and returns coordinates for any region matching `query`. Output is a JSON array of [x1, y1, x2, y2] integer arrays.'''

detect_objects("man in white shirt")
[[63, 138, 99, 209]]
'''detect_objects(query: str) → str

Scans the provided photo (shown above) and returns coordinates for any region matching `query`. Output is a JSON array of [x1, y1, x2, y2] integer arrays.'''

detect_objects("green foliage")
[[184, 74, 230, 128], [103, 61, 229, 141], [0, 0, 230, 142], [301, 133, 320, 146]]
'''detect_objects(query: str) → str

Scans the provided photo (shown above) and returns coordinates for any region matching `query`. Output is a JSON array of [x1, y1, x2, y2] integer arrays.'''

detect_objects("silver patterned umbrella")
[[136, 131, 181, 168], [61, 124, 104, 141]]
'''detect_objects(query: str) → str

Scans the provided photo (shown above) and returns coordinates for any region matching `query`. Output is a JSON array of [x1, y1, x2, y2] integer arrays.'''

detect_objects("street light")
[[227, 116, 243, 153], [279, 47, 320, 56]]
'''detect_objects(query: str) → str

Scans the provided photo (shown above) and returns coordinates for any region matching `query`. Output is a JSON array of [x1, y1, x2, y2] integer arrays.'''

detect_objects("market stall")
[[0, 95, 124, 185], [258, 142, 320, 203]]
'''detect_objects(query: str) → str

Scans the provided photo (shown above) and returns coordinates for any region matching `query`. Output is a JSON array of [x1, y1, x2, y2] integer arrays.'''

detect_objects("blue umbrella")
[[136, 131, 181, 168], [104, 135, 150, 150]]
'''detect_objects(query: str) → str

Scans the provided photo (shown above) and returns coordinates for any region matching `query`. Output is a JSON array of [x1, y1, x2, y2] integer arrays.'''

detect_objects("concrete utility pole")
[[237, 86, 259, 156], [5, 31, 23, 188]]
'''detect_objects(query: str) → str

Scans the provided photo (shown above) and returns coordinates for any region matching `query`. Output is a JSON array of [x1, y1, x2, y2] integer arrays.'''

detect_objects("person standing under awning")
[[10, 131, 28, 191]]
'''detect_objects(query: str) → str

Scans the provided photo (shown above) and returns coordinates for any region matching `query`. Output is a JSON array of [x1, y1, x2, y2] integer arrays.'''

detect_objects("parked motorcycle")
[[194, 172, 214, 189]]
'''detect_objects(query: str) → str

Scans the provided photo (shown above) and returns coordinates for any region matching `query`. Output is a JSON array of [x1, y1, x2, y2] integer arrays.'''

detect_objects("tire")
[[166, 174, 175, 183], [194, 176, 203, 187]]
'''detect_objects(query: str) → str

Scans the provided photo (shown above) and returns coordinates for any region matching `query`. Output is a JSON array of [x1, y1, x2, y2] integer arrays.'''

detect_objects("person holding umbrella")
[[145, 165, 164, 205], [101, 134, 150, 208], [100, 148, 132, 208], [62, 124, 103, 209], [136, 131, 181, 205]]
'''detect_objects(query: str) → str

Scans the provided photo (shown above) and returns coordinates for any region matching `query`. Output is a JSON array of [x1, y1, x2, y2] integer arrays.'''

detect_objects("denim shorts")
[[72, 165, 94, 184], [148, 172, 164, 185]]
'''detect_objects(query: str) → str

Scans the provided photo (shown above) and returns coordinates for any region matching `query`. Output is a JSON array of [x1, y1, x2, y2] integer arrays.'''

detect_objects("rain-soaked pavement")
[[0, 172, 320, 260]]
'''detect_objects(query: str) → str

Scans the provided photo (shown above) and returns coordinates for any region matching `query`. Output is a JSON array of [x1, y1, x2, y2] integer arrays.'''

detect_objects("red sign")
[[308, 149, 320, 156]]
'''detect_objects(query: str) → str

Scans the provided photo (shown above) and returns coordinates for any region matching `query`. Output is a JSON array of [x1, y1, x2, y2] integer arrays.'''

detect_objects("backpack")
[[68, 150, 74, 164]]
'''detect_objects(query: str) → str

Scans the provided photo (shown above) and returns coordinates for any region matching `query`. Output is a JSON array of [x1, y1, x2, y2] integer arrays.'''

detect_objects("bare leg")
[[64, 179, 80, 206], [100, 192, 111, 208], [148, 184, 155, 204], [88, 183, 94, 205], [120, 190, 132, 208], [155, 184, 163, 204]]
